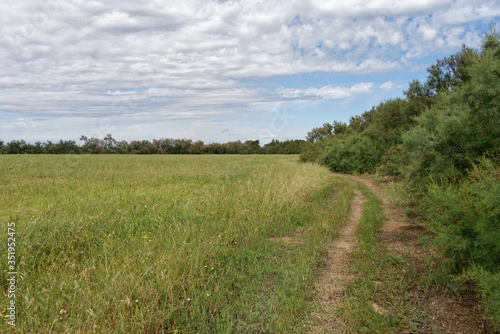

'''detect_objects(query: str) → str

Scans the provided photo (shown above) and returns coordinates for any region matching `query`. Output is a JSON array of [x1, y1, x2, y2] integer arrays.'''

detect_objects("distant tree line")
[[301, 26, 500, 327], [0, 135, 306, 155]]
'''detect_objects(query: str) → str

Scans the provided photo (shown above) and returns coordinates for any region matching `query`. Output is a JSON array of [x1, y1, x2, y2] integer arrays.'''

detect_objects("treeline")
[[0, 136, 306, 155], [302, 28, 500, 327]]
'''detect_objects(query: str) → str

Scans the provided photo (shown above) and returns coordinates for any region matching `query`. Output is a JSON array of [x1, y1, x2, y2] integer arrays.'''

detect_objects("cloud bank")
[[0, 0, 498, 142]]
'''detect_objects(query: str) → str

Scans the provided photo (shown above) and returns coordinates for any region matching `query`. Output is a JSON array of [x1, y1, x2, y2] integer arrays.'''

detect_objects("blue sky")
[[0, 0, 498, 144]]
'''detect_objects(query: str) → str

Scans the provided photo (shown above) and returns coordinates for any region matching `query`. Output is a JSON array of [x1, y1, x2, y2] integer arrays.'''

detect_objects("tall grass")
[[0, 155, 351, 333]]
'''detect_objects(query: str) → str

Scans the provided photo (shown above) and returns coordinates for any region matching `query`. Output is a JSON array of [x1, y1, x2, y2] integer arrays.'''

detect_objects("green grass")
[[339, 182, 426, 333], [0, 155, 352, 333]]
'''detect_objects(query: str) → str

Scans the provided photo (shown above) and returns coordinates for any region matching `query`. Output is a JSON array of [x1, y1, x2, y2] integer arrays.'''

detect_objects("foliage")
[[401, 42, 499, 182], [305, 122, 333, 142], [0, 136, 307, 155], [261, 139, 307, 154], [302, 27, 500, 326], [420, 160, 500, 273], [298, 141, 327, 163], [307, 98, 422, 174], [305, 121, 347, 143], [319, 132, 382, 174], [420, 160, 500, 329], [425, 46, 479, 95], [462, 266, 500, 330]]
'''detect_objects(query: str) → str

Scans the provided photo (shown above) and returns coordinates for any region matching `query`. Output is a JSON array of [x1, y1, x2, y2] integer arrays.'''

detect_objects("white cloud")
[[0, 0, 498, 142], [380, 81, 395, 90], [302, 0, 453, 19], [277, 83, 374, 100]]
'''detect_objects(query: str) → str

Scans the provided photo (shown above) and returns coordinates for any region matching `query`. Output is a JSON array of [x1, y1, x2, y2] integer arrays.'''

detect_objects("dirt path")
[[309, 174, 495, 334], [345, 175, 495, 334], [308, 179, 366, 333]]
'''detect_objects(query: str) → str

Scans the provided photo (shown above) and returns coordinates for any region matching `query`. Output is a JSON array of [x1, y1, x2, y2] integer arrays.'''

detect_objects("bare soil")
[[308, 174, 496, 334], [308, 179, 366, 333], [345, 174, 496, 334]]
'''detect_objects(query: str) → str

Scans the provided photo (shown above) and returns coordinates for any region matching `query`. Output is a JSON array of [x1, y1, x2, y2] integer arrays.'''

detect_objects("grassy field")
[[0, 155, 352, 333]]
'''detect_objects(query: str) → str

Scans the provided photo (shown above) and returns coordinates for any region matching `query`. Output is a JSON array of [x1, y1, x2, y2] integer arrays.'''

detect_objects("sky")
[[1, 0, 499, 144]]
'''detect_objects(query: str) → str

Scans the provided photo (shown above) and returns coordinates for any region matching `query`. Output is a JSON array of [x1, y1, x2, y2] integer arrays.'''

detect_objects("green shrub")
[[420, 160, 500, 327], [318, 133, 383, 174], [421, 160, 499, 272], [299, 141, 325, 163], [461, 266, 500, 330]]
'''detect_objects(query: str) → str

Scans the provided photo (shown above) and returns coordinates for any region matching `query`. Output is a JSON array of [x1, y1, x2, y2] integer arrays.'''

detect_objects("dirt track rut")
[[308, 174, 495, 334], [308, 178, 365, 333]]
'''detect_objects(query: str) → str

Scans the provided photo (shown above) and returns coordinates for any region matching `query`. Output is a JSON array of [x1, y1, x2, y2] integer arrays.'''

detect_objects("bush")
[[299, 141, 327, 163], [420, 160, 500, 327], [319, 133, 381, 174], [462, 266, 500, 330], [421, 160, 499, 272]]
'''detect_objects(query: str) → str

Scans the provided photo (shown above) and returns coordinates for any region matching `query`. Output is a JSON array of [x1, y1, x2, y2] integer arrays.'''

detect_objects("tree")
[[332, 120, 347, 135], [244, 140, 261, 154], [426, 46, 479, 95], [103, 134, 117, 152], [306, 123, 334, 142], [481, 22, 500, 58], [348, 108, 375, 133], [79, 135, 105, 154], [404, 79, 432, 100], [190, 140, 205, 154], [4, 140, 26, 154], [53, 140, 79, 154]]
